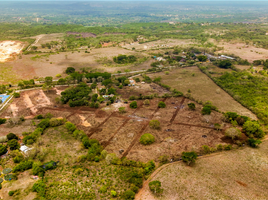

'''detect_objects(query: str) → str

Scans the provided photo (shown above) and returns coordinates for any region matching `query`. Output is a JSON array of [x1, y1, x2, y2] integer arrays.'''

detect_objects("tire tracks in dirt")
[[169, 97, 185, 124], [87, 112, 115, 138], [103, 118, 131, 148]]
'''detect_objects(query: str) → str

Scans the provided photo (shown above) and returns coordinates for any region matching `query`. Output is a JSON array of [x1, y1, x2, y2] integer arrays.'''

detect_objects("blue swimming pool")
[[0, 95, 10, 104]]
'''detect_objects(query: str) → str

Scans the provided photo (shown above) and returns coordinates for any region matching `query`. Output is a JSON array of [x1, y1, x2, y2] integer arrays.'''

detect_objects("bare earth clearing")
[[0, 84, 237, 163], [136, 140, 268, 200]]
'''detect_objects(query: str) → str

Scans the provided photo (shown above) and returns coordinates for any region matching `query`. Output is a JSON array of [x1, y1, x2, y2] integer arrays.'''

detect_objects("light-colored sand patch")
[[79, 115, 91, 127], [23, 90, 51, 116], [54, 87, 64, 95], [23, 93, 37, 115], [0, 41, 24, 62], [10, 103, 19, 117], [39, 90, 51, 105], [113, 102, 125, 110]]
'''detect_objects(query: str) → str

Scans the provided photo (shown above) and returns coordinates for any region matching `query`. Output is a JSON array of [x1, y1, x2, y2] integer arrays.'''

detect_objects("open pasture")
[[148, 67, 257, 120], [137, 140, 268, 200]]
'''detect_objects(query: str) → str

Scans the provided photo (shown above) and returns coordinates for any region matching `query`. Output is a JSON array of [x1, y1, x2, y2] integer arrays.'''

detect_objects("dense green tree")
[[7, 133, 18, 141], [130, 101, 137, 109], [65, 67, 75, 74], [197, 55, 207, 62], [7, 139, 20, 150], [182, 151, 197, 166], [158, 101, 166, 108], [243, 121, 264, 138]]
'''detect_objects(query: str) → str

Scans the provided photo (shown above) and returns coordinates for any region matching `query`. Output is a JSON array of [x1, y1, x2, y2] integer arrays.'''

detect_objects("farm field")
[[0, 85, 236, 163], [148, 67, 257, 120], [137, 139, 268, 200]]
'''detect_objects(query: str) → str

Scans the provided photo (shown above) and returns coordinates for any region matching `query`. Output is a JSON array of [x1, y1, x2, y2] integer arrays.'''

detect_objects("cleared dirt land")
[[136, 140, 268, 200], [148, 67, 257, 120], [0, 85, 238, 163]]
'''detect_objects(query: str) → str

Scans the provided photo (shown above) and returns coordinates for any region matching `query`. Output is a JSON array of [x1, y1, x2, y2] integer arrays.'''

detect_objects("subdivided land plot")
[[90, 117, 125, 144], [105, 119, 144, 158]]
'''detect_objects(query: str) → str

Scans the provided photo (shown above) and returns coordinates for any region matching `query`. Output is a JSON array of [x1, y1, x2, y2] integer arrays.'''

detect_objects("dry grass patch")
[[148, 67, 257, 119], [138, 140, 268, 200]]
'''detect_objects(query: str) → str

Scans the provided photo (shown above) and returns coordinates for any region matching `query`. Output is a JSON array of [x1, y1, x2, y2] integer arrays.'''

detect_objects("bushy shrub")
[[49, 118, 65, 127], [119, 107, 126, 114], [188, 103, 195, 110], [144, 160, 155, 175], [73, 129, 87, 141], [0, 144, 7, 156], [7, 133, 18, 141], [130, 101, 138, 109], [158, 101, 166, 108], [111, 190, 117, 197], [13, 92, 20, 98], [182, 151, 197, 166], [32, 180, 46, 197], [32, 162, 45, 177], [13, 155, 24, 163], [197, 55, 207, 62], [0, 118, 6, 125], [65, 67, 75, 74], [224, 112, 238, 122], [248, 138, 262, 148], [13, 160, 33, 172], [158, 155, 169, 164], [105, 153, 120, 165], [149, 180, 163, 195], [121, 190, 135, 200], [129, 96, 136, 100], [35, 115, 44, 119], [37, 119, 50, 129], [143, 99, 150, 106], [8, 191, 15, 196], [140, 134, 155, 145], [224, 144, 232, 150], [225, 127, 242, 140], [202, 105, 211, 115], [7, 139, 20, 150], [65, 122, 76, 133], [149, 120, 160, 129], [243, 121, 264, 138]]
